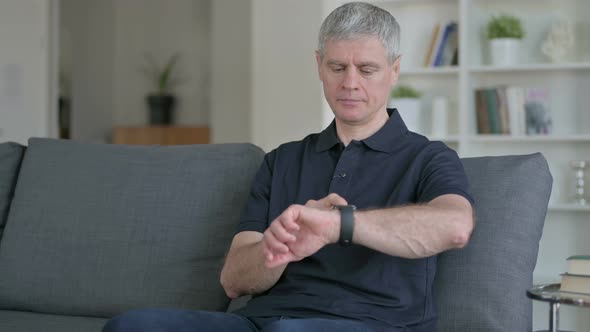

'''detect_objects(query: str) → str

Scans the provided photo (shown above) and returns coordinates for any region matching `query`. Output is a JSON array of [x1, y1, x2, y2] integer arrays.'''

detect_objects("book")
[[450, 47, 459, 66], [567, 255, 590, 276], [424, 23, 441, 67], [495, 87, 510, 134], [433, 21, 458, 67], [561, 273, 590, 295], [440, 22, 459, 66], [484, 88, 501, 134], [505, 86, 526, 136], [474, 89, 490, 134], [426, 20, 453, 67]]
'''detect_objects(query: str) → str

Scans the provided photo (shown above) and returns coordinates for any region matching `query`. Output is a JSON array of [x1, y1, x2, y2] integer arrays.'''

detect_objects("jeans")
[[102, 308, 392, 332]]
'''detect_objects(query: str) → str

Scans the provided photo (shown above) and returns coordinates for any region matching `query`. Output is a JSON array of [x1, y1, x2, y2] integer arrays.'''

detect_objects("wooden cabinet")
[[112, 126, 210, 145]]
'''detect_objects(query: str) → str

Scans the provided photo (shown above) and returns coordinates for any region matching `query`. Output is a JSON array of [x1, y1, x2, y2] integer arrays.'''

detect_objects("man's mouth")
[[338, 98, 363, 106]]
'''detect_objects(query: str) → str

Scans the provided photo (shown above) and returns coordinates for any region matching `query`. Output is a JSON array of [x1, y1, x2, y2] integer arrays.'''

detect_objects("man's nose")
[[342, 69, 360, 90]]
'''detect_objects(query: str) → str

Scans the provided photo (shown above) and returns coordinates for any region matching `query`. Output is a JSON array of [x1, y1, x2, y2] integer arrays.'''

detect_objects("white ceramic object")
[[490, 38, 521, 66], [431, 96, 449, 137]]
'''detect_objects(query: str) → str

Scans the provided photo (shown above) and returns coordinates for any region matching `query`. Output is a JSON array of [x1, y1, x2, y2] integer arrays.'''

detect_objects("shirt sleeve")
[[235, 151, 274, 235], [416, 144, 474, 205]]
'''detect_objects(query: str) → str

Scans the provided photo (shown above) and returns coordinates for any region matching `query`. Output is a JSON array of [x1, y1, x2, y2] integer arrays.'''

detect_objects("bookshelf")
[[320, 0, 590, 330]]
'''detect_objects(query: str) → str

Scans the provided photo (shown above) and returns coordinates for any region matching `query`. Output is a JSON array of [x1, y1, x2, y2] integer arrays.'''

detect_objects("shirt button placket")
[[328, 144, 356, 196]]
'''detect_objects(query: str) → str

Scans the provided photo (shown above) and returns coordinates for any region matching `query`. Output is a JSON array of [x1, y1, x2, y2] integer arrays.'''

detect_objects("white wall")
[[0, 0, 54, 144], [3, 0, 328, 148], [61, 0, 115, 143], [210, 0, 252, 144], [113, 0, 211, 128], [251, 0, 326, 152], [60, 0, 211, 143]]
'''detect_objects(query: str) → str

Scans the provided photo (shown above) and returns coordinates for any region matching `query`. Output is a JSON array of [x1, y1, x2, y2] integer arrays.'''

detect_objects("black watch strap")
[[335, 205, 356, 247]]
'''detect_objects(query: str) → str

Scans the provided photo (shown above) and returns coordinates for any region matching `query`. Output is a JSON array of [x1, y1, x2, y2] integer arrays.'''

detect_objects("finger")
[[305, 199, 316, 207], [265, 252, 294, 269], [265, 255, 284, 269], [270, 219, 297, 242], [264, 229, 290, 254], [325, 193, 348, 207], [262, 245, 274, 262], [279, 214, 300, 232]]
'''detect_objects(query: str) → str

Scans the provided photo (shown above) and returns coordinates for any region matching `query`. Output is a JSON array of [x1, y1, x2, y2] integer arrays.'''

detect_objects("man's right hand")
[[262, 193, 348, 268]]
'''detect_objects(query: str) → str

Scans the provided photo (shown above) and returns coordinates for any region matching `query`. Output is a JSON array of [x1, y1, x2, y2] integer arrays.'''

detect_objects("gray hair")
[[318, 2, 400, 64]]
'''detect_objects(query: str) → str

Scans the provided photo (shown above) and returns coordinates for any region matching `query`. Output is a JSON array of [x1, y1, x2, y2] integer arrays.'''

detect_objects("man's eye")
[[332, 67, 344, 72], [361, 68, 375, 75]]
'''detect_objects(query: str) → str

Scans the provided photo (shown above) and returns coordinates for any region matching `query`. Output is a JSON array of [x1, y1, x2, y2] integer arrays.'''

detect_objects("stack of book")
[[474, 86, 551, 135], [424, 21, 458, 67], [560, 255, 590, 295]]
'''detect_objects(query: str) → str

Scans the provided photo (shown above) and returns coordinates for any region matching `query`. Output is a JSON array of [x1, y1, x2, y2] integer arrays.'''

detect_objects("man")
[[103, 2, 474, 331]]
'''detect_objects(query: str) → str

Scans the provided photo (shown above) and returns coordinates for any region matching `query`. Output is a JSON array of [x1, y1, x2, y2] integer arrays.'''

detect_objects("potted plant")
[[486, 14, 524, 66], [388, 85, 424, 133], [142, 53, 181, 125]]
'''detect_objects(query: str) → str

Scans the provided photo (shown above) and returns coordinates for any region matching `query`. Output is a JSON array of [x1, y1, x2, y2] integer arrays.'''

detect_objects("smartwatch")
[[334, 205, 356, 247]]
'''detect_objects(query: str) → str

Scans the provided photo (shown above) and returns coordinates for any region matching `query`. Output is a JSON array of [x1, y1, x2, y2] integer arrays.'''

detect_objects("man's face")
[[316, 36, 400, 126]]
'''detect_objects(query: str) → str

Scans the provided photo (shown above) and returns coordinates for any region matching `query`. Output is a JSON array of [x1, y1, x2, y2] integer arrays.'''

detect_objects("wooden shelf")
[[468, 135, 590, 143], [112, 126, 210, 145], [369, 0, 457, 4], [401, 66, 459, 76], [468, 62, 590, 74], [548, 203, 590, 212]]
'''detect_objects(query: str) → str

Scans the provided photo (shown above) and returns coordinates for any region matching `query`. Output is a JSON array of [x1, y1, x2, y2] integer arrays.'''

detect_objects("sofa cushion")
[[0, 142, 25, 239], [435, 153, 552, 332], [0, 310, 107, 332], [0, 138, 264, 317]]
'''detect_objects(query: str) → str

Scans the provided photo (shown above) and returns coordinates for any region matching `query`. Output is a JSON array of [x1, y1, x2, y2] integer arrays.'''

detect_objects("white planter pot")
[[431, 96, 449, 137], [489, 38, 521, 66], [388, 98, 423, 133]]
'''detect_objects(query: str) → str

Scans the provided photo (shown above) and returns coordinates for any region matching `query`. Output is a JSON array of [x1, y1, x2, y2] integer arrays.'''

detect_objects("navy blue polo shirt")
[[234, 109, 473, 330]]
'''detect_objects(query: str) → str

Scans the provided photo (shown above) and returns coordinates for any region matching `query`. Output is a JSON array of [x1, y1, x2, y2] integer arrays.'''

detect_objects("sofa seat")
[[0, 310, 108, 332]]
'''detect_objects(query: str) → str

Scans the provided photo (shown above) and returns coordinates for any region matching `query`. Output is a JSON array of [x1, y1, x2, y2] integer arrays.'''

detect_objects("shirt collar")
[[316, 108, 409, 153]]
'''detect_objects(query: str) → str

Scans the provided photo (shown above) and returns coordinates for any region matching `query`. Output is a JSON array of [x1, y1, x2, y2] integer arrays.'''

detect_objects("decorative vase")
[[570, 160, 588, 205], [489, 38, 521, 66], [431, 96, 449, 137], [541, 20, 575, 63], [388, 98, 423, 133], [147, 94, 175, 125]]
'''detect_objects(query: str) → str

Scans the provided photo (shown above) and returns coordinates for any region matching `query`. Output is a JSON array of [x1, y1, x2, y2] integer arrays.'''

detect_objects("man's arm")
[[220, 194, 348, 298], [263, 193, 474, 268], [353, 194, 474, 258], [220, 231, 288, 299]]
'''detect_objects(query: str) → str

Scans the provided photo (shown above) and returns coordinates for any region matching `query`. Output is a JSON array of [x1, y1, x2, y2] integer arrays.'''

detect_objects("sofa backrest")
[[0, 138, 264, 317], [0, 142, 25, 239], [435, 153, 552, 332]]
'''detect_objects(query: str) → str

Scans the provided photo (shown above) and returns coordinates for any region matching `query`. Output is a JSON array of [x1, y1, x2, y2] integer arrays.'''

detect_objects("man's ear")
[[390, 55, 401, 87], [315, 51, 324, 81]]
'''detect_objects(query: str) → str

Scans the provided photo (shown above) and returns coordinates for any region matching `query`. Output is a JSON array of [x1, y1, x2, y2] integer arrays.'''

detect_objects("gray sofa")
[[0, 138, 552, 332]]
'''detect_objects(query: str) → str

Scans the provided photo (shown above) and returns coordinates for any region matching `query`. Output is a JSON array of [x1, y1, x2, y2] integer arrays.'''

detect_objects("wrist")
[[330, 209, 341, 244]]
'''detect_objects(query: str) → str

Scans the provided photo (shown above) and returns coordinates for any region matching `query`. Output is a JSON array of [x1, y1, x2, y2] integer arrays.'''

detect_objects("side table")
[[527, 283, 590, 332]]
